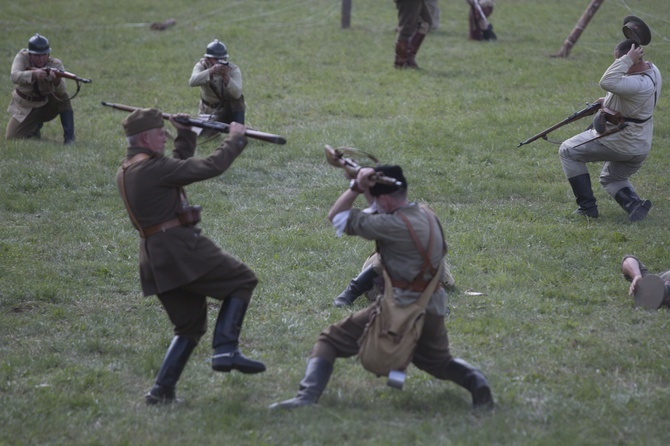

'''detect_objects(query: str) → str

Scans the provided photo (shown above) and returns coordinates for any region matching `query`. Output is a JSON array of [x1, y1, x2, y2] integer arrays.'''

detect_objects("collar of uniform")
[[126, 146, 157, 158]]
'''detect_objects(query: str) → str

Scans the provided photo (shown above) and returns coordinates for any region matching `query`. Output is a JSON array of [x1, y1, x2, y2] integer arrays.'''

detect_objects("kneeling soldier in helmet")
[[6, 34, 76, 145], [189, 39, 245, 138]]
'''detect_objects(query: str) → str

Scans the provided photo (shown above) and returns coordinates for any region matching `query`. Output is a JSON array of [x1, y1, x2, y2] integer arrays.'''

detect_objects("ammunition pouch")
[[592, 108, 624, 134], [177, 205, 202, 226]]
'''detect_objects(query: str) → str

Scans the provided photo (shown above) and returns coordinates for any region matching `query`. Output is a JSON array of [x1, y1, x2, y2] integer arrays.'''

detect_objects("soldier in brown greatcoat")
[[116, 108, 265, 405]]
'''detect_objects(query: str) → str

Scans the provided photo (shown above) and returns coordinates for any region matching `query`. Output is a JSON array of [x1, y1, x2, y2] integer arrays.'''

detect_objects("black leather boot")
[[614, 187, 652, 222], [145, 336, 197, 405], [333, 265, 378, 307], [407, 33, 426, 69], [211, 295, 266, 374], [443, 358, 494, 408], [268, 357, 334, 409], [29, 123, 43, 139], [482, 24, 497, 41], [568, 174, 598, 218], [59, 110, 75, 145]]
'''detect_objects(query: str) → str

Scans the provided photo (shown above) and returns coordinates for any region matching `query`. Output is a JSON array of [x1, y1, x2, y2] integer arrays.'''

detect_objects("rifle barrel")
[[101, 101, 286, 145], [517, 102, 601, 147]]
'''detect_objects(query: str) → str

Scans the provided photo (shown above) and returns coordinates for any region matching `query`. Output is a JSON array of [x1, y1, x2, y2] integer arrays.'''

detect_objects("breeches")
[[559, 134, 647, 196], [312, 307, 453, 378], [156, 256, 257, 343], [5, 96, 72, 139], [199, 96, 246, 125], [395, 0, 432, 40]]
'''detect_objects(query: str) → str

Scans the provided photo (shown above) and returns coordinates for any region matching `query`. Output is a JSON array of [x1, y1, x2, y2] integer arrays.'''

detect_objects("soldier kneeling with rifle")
[[6, 34, 90, 145]]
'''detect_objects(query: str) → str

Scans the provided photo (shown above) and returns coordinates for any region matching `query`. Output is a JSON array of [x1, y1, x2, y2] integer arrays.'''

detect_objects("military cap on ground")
[[122, 108, 164, 136], [369, 165, 408, 197], [622, 16, 651, 46]]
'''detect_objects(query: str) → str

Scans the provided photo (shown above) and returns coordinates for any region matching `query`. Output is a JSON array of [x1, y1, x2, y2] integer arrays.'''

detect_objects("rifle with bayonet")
[[101, 101, 286, 145], [517, 102, 601, 147], [324, 145, 402, 186]]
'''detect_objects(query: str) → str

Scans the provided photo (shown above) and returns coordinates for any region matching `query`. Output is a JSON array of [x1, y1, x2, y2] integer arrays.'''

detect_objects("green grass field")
[[1, 0, 669, 444]]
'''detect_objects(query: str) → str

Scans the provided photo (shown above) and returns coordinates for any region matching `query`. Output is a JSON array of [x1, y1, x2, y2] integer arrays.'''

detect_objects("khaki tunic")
[[188, 58, 245, 120], [345, 202, 448, 315], [7, 49, 69, 121], [116, 129, 249, 296], [6, 50, 72, 139], [312, 202, 454, 374]]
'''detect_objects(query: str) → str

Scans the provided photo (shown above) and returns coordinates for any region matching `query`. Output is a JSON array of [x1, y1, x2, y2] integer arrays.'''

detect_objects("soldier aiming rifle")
[[6, 34, 91, 145]]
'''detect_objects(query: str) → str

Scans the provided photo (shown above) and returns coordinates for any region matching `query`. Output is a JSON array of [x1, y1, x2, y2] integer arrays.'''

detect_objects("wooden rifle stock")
[[101, 101, 286, 145], [517, 102, 601, 147], [324, 145, 402, 186]]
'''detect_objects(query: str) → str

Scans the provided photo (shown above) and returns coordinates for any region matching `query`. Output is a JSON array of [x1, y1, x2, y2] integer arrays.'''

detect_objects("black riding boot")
[[268, 357, 334, 409], [211, 295, 266, 374], [29, 122, 43, 139], [614, 187, 652, 222], [59, 110, 75, 145], [482, 24, 497, 41], [443, 358, 494, 408], [333, 265, 379, 307], [146, 336, 197, 405], [568, 174, 598, 217]]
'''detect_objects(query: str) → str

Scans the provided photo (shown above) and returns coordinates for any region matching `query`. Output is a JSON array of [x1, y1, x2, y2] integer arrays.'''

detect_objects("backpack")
[[357, 262, 443, 377], [357, 205, 445, 377]]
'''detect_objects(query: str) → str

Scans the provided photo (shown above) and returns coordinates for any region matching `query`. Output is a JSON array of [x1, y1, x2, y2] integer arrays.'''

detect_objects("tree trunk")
[[552, 0, 605, 58]]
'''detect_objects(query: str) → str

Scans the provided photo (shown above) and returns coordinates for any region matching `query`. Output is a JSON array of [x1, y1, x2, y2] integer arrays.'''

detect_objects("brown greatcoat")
[[116, 128, 247, 296]]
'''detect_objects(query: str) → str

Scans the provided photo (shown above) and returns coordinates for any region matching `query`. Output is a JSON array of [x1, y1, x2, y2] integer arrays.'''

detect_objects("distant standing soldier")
[[189, 39, 245, 137], [6, 34, 76, 144], [394, 0, 433, 69]]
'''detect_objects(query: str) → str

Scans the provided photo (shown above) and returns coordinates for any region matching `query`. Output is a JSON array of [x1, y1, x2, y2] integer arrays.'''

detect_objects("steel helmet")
[[204, 39, 228, 59], [28, 34, 51, 54]]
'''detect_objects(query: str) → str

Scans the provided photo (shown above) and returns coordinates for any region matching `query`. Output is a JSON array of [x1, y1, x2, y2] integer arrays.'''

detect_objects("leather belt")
[[141, 218, 183, 238], [16, 89, 45, 102], [624, 115, 652, 124], [201, 97, 221, 108], [391, 278, 432, 292]]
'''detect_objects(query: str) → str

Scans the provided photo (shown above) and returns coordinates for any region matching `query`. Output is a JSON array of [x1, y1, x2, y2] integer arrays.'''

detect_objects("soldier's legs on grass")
[[147, 288, 207, 404], [412, 312, 494, 408], [180, 257, 264, 374], [5, 101, 59, 140], [598, 158, 651, 221], [269, 307, 374, 409], [559, 136, 632, 217]]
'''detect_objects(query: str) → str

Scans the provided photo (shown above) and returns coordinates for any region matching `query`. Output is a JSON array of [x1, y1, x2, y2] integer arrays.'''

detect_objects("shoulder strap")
[[117, 153, 151, 237], [381, 259, 444, 309], [397, 205, 444, 278]]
